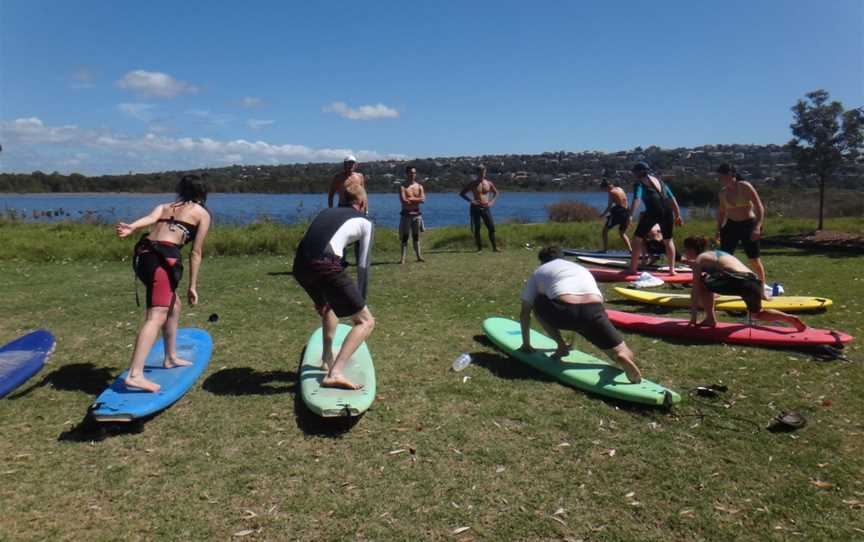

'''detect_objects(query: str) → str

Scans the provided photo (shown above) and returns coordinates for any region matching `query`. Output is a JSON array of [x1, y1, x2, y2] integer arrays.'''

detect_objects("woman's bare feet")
[[164, 356, 193, 369], [125, 374, 161, 392], [697, 319, 717, 328], [321, 372, 363, 390]]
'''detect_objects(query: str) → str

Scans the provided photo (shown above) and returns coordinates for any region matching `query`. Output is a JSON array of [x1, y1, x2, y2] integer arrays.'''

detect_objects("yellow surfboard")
[[613, 287, 833, 313]]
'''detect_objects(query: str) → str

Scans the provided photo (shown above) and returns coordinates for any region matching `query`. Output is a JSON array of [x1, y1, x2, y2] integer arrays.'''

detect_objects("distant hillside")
[[2, 144, 862, 207]]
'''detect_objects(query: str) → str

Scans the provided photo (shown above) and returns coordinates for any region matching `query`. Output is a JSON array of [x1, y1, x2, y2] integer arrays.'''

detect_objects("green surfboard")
[[300, 324, 376, 417], [483, 317, 681, 407]]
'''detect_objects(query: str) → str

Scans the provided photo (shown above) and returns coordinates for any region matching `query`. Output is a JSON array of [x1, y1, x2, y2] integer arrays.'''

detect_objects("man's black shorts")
[[293, 256, 365, 317], [703, 270, 763, 313], [634, 210, 674, 239], [720, 218, 760, 260], [533, 295, 623, 350], [605, 205, 630, 231]]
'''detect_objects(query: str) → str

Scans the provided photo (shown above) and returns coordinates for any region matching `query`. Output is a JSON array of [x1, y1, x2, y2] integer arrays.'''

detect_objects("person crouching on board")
[[682, 236, 806, 331], [517, 246, 642, 383], [115, 174, 212, 392], [293, 184, 375, 390]]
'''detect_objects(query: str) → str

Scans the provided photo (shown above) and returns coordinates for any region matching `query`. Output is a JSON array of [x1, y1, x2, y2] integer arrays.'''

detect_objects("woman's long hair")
[[176, 174, 208, 205]]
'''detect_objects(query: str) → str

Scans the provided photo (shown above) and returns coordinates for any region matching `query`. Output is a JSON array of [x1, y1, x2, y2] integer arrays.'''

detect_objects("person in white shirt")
[[518, 246, 642, 383], [293, 184, 374, 390]]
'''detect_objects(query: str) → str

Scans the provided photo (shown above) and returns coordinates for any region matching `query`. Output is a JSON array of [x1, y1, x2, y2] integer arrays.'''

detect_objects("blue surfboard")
[[90, 328, 212, 422], [0, 330, 56, 398]]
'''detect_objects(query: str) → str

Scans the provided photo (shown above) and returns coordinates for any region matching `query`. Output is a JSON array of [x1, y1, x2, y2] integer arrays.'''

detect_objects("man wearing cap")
[[627, 162, 683, 275], [329, 155, 368, 213]]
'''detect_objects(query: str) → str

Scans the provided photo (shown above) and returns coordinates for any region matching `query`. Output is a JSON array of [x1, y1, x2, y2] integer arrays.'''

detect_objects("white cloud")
[[323, 101, 399, 121], [0, 116, 405, 174], [247, 119, 275, 130], [116, 70, 199, 98], [186, 109, 232, 127], [117, 103, 155, 121], [241, 96, 264, 108]]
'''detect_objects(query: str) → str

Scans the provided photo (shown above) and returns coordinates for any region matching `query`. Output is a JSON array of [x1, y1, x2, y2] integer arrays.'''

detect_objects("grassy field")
[[0, 220, 862, 541]]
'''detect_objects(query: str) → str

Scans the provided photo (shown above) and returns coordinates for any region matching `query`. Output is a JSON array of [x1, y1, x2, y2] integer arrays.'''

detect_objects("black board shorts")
[[470, 205, 495, 232], [634, 209, 674, 240], [533, 295, 623, 350], [293, 255, 365, 317], [604, 205, 630, 231], [720, 218, 760, 259], [703, 270, 763, 313]]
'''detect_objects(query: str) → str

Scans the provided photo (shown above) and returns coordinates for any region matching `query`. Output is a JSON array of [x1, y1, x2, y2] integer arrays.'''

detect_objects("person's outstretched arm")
[[116, 204, 164, 238]]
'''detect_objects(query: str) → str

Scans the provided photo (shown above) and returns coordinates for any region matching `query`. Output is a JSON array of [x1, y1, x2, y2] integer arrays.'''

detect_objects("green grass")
[[0, 223, 862, 541]]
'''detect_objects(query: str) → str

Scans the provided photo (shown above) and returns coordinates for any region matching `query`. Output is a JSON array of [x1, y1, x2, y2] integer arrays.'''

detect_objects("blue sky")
[[1, 0, 861, 175]]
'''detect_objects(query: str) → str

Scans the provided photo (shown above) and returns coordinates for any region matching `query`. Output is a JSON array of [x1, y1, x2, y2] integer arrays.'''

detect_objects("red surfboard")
[[588, 268, 694, 284], [606, 310, 853, 347]]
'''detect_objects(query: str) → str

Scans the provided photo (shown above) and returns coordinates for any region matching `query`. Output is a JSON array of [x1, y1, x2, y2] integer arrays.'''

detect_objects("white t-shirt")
[[521, 259, 603, 304]]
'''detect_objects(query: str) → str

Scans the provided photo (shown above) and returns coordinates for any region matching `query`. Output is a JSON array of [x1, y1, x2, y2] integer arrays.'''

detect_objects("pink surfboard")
[[606, 310, 853, 347], [587, 268, 694, 284]]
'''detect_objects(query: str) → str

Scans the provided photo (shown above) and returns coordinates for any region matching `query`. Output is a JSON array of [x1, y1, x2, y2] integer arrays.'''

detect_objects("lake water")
[[0, 192, 616, 228]]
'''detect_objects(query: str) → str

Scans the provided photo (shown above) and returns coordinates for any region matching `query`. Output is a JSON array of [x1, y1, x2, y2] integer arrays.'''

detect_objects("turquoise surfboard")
[[90, 328, 212, 422], [300, 324, 376, 417], [483, 317, 680, 407]]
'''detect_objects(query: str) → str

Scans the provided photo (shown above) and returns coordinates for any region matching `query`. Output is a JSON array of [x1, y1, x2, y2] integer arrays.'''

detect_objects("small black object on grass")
[[208, 313, 219, 323], [767, 410, 807, 433]]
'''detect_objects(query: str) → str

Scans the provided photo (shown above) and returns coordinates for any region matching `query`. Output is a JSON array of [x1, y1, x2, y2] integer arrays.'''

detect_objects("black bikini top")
[[156, 215, 198, 245]]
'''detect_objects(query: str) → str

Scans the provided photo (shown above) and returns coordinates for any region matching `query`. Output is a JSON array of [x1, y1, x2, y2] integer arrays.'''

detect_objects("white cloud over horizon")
[[323, 101, 399, 121], [116, 70, 199, 98], [185, 109, 233, 127], [0, 117, 405, 175]]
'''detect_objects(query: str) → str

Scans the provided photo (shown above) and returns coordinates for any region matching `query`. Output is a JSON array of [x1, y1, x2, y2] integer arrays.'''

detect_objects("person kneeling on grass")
[[682, 236, 806, 331], [115, 174, 212, 392], [293, 184, 375, 390], [517, 246, 642, 383]]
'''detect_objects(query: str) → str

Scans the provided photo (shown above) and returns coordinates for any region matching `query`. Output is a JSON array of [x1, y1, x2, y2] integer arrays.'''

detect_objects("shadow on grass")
[[267, 271, 294, 277], [202, 367, 297, 396], [58, 413, 157, 443], [9, 362, 115, 399]]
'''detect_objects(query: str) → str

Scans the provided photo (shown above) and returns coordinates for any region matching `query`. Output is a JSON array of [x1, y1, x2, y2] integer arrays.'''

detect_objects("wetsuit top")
[[720, 185, 753, 212], [297, 207, 374, 295], [633, 175, 675, 214], [521, 259, 603, 304]]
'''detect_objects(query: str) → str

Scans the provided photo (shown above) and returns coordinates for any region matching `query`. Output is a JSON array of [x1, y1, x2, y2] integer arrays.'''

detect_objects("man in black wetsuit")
[[627, 162, 683, 275], [459, 165, 501, 252], [293, 184, 374, 390]]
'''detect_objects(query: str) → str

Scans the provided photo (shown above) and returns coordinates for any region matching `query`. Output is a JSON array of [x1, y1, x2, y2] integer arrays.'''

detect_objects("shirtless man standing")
[[459, 165, 500, 252], [399, 165, 426, 264], [328, 155, 368, 213], [599, 179, 632, 253]]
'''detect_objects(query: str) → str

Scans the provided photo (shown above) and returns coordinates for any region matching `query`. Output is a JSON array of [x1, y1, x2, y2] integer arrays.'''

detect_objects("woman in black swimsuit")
[[115, 175, 212, 392]]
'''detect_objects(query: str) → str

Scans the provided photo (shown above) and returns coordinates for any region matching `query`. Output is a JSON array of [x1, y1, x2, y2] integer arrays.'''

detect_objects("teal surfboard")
[[483, 317, 680, 407], [300, 324, 376, 417], [90, 328, 212, 422]]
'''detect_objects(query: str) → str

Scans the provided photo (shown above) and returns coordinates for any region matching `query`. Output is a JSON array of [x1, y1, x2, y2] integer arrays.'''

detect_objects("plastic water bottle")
[[772, 282, 784, 296], [452, 353, 472, 371]]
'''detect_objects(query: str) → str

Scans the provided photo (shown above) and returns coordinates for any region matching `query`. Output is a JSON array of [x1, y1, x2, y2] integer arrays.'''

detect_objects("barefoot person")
[[599, 179, 632, 253], [683, 236, 806, 331], [459, 165, 500, 252], [399, 165, 426, 264], [115, 174, 212, 392], [293, 184, 375, 390], [628, 162, 683, 275], [328, 155, 368, 213], [517, 246, 642, 383], [715, 164, 767, 294]]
